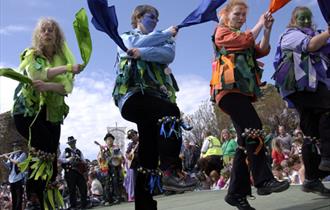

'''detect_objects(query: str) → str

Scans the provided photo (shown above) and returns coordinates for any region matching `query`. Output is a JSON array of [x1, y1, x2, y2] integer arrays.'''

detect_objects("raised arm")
[[259, 12, 274, 52]]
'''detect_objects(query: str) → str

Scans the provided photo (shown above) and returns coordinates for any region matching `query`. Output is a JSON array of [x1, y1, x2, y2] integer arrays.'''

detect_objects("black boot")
[[225, 194, 256, 210], [302, 179, 330, 196], [257, 179, 289, 195]]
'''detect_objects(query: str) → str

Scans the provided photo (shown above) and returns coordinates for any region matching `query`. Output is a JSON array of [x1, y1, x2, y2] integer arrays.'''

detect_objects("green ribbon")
[[0, 68, 32, 84], [73, 8, 92, 68]]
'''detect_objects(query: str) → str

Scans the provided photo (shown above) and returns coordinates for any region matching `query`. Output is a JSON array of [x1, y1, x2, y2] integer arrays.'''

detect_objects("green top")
[[221, 139, 238, 157], [12, 43, 75, 123], [112, 58, 179, 111]]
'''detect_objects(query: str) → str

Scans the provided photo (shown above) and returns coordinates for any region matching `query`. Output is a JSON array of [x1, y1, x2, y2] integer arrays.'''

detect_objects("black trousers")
[[288, 88, 330, 180], [219, 93, 274, 196], [10, 179, 24, 210], [121, 93, 182, 210], [14, 108, 60, 208], [64, 170, 88, 208]]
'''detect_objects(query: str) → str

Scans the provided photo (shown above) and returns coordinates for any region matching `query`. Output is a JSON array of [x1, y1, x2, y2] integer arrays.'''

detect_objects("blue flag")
[[317, 0, 330, 25], [177, 0, 226, 29], [87, 0, 128, 52]]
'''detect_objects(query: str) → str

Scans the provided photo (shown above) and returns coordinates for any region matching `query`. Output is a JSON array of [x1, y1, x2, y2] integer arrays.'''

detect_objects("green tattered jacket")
[[12, 44, 75, 123], [113, 58, 179, 111]]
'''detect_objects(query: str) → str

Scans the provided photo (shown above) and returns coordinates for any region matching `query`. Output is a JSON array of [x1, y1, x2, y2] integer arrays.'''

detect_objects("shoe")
[[225, 194, 256, 210], [319, 158, 330, 171], [257, 179, 290, 195], [81, 202, 93, 209], [162, 175, 196, 192], [302, 179, 330, 196]]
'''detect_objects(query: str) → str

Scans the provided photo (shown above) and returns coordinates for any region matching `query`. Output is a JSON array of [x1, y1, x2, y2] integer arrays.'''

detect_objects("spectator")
[[198, 131, 223, 177], [124, 129, 139, 202], [221, 129, 237, 167], [3, 142, 27, 210], [276, 126, 293, 152], [88, 172, 103, 200], [59, 136, 89, 209], [179, 140, 200, 174]]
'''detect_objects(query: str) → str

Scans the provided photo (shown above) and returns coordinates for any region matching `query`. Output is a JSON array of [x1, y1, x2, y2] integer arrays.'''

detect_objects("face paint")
[[296, 11, 312, 28], [141, 13, 158, 33]]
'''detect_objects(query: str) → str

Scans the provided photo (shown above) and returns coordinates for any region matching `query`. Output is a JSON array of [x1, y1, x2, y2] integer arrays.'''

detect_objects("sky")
[[0, 0, 327, 159]]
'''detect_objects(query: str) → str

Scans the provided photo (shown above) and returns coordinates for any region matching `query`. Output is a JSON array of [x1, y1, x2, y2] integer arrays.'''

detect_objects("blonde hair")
[[271, 138, 283, 153], [287, 6, 313, 28], [32, 18, 65, 58], [220, 129, 230, 142], [219, 0, 248, 26]]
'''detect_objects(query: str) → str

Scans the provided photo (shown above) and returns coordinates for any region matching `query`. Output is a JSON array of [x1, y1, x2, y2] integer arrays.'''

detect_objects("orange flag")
[[268, 0, 291, 13]]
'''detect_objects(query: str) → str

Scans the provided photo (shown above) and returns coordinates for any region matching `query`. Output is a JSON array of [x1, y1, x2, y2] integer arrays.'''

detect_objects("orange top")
[[211, 26, 270, 105]]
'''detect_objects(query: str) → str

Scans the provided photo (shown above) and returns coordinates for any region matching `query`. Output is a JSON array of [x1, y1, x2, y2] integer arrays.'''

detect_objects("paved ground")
[[94, 183, 330, 210]]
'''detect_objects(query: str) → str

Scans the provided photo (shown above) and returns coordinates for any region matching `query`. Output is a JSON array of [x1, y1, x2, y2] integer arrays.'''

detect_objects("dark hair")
[[104, 133, 115, 141], [131, 5, 159, 29], [127, 129, 138, 139]]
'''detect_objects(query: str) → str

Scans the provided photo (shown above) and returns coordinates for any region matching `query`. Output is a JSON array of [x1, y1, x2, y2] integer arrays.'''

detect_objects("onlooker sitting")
[[88, 171, 103, 206]]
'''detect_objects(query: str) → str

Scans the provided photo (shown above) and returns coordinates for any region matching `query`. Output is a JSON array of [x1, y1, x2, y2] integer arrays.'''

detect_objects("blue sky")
[[0, 0, 327, 159]]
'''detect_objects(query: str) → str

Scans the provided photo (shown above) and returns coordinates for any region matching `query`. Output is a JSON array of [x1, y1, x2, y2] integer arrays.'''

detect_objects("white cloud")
[[0, 25, 30, 35], [0, 70, 209, 160], [60, 73, 210, 159]]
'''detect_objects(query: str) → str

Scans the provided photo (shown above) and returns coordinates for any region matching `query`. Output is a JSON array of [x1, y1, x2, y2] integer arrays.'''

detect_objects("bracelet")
[[66, 64, 73, 72]]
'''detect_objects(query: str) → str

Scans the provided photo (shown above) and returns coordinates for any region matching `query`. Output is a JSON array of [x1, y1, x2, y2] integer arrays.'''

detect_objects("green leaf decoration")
[[44, 199, 49, 210], [0, 68, 32, 84], [73, 8, 92, 68], [35, 161, 46, 180], [18, 156, 32, 172], [55, 188, 65, 207], [47, 189, 55, 209]]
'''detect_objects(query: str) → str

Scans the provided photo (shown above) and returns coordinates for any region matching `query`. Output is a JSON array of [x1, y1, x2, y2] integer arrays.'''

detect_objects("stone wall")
[[0, 111, 28, 183]]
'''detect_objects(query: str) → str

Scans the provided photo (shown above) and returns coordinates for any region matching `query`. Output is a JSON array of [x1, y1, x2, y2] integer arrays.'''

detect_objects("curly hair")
[[32, 18, 65, 58], [218, 0, 248, 26]]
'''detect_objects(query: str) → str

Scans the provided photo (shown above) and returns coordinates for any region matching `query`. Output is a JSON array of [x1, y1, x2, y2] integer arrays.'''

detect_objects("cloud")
[[60, 73, 210, 159], [0, 69, 209, 159], [0, 25, 30, 35]]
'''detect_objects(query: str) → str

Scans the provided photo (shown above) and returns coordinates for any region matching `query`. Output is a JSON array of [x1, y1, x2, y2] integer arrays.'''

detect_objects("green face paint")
[[296, 11, 312, 28]]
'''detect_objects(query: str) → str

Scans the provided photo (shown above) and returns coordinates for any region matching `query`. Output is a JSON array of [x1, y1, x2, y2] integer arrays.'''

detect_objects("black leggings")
[[14, 108, 60, 206], [288, 91, 330, 180], [121, 93, 182, 210], [219, 93, 273, 196]]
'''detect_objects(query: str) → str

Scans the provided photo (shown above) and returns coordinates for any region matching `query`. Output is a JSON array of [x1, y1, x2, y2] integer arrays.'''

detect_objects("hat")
[[104, 133, 115, 141], [127, 129, 137, 139], [67, 136, 77, 144]]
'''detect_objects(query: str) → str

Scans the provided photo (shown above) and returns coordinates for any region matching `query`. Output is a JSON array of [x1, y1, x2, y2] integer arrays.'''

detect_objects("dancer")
[[113, 4, 194, 210], [210, 0, 289, 209], [12, 18, 82, 210], [273, 6, 330, 196]]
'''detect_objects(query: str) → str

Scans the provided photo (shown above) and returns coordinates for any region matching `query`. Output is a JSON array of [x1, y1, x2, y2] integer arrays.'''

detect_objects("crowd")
[[1, 124, 329, 210]]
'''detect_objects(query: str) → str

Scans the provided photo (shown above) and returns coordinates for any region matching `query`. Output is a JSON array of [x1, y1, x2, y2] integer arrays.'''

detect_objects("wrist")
[[66, 64, 73, 73]]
